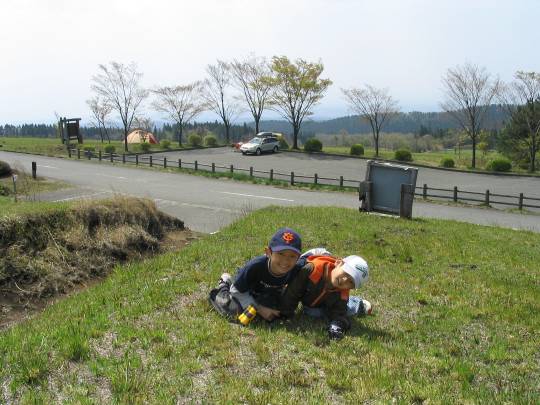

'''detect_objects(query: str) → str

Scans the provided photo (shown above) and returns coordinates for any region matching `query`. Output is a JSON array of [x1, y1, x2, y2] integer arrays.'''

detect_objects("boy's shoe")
[[359, 298, 373, 315], [218, 273, 232, 289]]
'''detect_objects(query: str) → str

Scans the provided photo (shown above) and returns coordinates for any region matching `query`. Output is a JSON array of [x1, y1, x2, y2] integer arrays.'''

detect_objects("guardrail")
[[69, 148, 540, 211]]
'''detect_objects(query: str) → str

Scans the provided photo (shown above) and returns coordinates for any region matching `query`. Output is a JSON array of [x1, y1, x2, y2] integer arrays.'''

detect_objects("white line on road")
[[95, 173, 128, 180], [53, 191, 111, 202], [40, 165, 59, 169], [154, 198, 239, 213], [218, 191, 295, 202]]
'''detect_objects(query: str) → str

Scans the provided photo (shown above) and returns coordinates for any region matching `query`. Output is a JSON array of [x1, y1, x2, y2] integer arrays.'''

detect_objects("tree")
[[441, 63, 500, 168], [91, 62, 148, 152], [342, 85, 399, 156], [151, 82, 206, 146], [203, 61, 240, 144], [230, 55, 272, 135], [86, 96, 112, 143], [498, 71, 540, 172], [267, 56, 332, 149]]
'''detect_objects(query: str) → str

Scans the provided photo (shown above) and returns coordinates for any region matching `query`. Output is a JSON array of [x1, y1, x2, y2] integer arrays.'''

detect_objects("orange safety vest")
[[306, 255, 350, 306]]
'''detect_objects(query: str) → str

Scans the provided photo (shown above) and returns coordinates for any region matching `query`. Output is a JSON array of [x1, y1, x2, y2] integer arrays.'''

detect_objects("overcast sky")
[[1, 0, 539, 124]]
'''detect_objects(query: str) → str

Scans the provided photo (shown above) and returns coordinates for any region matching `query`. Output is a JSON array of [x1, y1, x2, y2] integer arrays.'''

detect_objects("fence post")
[[340, 176, 344, 188], [212, 163, 215, 173], [32, 162, 37, 179], [314, 173, 318, 185], [178, 159, 182, 168], [99, 150, 102, 161], [110, 153, 113, 163], [291, 171, 295, 185], [270, 169, 273, 181], [453, 186, 458, 202], [485, 190, 490, 205], [88, 151, 91, 160], [77, 149, 81, 159], [195, 160, 198, 170], [164, 157, 167, 168], [519, 193, 523, 210], [136, 155, 139, 166], [122, 154, 126, 164], [423, 184, 427, 199], [68, 148, 72, 158], [250, 166, 253, 177], [149, 156, 153, 167], [230, 164, 234, 174]]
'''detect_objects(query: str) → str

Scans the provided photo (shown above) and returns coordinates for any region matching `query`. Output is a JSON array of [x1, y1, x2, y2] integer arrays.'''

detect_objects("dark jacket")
[[280, 255, 351, 330]]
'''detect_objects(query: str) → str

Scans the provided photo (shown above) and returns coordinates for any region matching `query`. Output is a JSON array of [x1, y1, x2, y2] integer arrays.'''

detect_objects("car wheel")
[[242, 151, 247, 155], [273, 146, 278, 153], [256, 148, 261, 156]]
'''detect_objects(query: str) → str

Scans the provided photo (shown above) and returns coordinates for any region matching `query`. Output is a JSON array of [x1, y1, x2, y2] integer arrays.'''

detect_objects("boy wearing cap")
[[280, 248, 372, 339], [209, 227, 303, 322]]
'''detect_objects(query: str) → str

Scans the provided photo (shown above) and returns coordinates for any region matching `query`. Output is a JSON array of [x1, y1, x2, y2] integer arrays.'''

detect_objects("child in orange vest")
[[280, 248, 372, 339]]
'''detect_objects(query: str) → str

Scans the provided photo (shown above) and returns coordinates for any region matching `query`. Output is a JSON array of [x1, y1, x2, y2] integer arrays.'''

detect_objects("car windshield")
[[249, 137, 263, 144]]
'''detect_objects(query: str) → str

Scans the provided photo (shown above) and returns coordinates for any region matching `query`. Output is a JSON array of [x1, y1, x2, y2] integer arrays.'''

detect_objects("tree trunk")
[[178, 125, 183, 146], [293, 125, 299, 149], [373, 130, 379, 157], [225, 123, 230, 144], [124, 128, 128, 152], [471, 135, 476, 168], [255, 118, 260, 135]]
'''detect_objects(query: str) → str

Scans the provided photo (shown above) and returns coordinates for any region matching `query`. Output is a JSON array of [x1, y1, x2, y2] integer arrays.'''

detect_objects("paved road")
[[1, 150, 539, 234]]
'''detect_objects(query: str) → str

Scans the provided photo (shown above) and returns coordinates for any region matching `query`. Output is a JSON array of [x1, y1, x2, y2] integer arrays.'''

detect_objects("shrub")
[[350, 144, 365, 156], [0, 160, 12, 177], [394, 149, 413, 162], [279, 138, 289, 150], [440, 157, 455, 168], [139, 143, 151, 153], [104, 145, 116, 154], [487, 158, 512, 172], [83, 146, 96, 152], [188, 134, 202, 147], [161, 140, 171, 150], [204, 135, 218, 147], [304, 138, 323, 153]]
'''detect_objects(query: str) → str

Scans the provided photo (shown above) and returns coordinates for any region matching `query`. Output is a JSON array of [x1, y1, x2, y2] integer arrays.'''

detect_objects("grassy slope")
[[1, 207, 539, 403]]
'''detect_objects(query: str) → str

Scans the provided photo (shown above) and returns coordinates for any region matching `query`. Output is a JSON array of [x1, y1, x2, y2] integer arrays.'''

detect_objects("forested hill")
[[258, 105, 509, 135]]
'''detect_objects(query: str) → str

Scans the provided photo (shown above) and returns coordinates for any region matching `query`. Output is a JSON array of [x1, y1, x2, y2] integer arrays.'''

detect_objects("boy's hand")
[[257, 305, 280, 321]]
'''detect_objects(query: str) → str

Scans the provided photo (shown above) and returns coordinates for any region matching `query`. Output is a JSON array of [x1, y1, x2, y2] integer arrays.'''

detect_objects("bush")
[[204, 135, 218, 147], [0, 183, 10, 196], [0, 160, 12, 177], [83, 146, 96, 152], [487, 158, 512, 172], [104, 145, 116, 154], [279, 138, 289, 150], [139, 143, 151, 153], [188, 134, 202, 147], [440, 158, 455, 168], [161, 140, 171, 150], [304, 138, 323, 153], [394, 149, 413, 162], [350, 144, 365, 156]]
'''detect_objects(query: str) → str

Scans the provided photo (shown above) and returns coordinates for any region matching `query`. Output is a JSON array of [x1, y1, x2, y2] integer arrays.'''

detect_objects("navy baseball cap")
[[268, 227, 302, 254]]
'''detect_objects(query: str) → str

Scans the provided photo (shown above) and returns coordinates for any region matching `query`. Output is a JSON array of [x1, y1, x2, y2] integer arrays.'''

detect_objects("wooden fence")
[[69, 149, 540, 211]]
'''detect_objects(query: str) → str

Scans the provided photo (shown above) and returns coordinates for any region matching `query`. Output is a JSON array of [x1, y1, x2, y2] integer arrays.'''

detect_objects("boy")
[[209, 227, 303, 322], [280, 248, 372, 339]]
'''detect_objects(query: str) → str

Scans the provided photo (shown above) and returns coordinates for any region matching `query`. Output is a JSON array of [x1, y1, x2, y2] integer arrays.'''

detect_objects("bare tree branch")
[[86, 96, 113, 143]]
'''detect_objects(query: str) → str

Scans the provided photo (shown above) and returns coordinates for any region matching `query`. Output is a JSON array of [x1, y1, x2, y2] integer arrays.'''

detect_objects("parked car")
[[240, 136, 279, 155]]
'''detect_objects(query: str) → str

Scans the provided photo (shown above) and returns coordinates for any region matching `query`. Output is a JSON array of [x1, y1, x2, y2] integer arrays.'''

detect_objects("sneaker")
[[218, 273, 232, 289], [359, 298, 373, 315]]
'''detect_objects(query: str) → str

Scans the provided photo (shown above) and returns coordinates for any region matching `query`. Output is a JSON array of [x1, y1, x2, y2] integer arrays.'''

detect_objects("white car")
[[240, 137, 279, 155]]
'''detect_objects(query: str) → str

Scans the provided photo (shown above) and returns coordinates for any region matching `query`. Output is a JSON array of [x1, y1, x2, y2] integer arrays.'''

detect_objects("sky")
[[1, 0, 539, 124]]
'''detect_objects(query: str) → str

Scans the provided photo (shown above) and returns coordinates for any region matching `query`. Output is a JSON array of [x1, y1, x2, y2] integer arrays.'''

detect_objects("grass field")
[[1, 206, 538, 403]]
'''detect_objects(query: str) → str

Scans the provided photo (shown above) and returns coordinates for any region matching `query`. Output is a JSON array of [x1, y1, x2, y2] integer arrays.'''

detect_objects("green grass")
[[1, 206, 539, 403]]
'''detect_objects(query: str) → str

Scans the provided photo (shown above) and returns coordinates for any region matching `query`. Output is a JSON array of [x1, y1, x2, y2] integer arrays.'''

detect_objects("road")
[[1, 150, 539, 234]]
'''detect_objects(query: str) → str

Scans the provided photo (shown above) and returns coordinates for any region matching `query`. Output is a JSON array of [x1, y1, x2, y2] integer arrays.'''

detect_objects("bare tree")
[[498, 71, 540, 172], [342, 85, 399, 157], [86, 96, 113, 143], [91, 62, 148, 152], [441, 63, 500, 168], [267, 56, 332, 149], [230, 56, 272, 135], [203, 61, 240, 144], [151, 82, 206, 146]]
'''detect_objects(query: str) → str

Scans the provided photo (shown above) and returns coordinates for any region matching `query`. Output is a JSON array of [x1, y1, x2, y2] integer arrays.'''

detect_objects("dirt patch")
[[0, 197, 202, 330]]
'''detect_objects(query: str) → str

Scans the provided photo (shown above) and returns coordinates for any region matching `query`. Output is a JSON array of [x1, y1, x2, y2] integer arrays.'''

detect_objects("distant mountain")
[[256, 105, 509, 136]]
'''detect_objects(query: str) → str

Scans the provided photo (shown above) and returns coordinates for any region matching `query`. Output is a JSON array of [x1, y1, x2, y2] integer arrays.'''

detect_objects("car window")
[[249, 137, 262, 144]]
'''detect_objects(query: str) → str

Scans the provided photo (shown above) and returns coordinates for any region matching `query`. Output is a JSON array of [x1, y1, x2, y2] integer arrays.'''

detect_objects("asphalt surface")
[[1, 150, 540, 234]]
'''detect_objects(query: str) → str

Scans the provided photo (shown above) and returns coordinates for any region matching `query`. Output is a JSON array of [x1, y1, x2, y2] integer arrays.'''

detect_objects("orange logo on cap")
[[282, 232, 295, 244]]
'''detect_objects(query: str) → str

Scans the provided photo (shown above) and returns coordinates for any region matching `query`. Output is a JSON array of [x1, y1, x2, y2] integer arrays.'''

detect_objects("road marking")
[[40, 165, 59, 169], [218, 191, 294, 202], [95, 173, 128, 180], [53, 191, 111, 202], [154, 198, 239, 213]]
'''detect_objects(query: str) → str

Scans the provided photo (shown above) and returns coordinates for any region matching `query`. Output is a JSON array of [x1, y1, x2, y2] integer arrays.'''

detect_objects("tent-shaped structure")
[[126, 129, 159, 144]]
